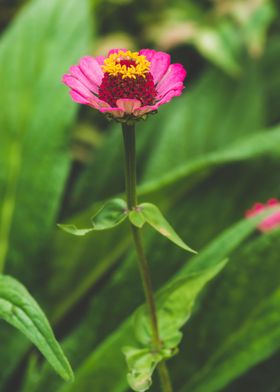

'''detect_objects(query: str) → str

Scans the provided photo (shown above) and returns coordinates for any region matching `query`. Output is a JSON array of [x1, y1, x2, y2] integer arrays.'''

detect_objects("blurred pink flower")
[[62, 49, 186, 121], [245, 198, 280, 232]]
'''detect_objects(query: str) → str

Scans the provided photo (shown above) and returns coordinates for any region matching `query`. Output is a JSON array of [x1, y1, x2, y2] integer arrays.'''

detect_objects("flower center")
[[101, 50, 150, 79], [99, 50, 157, 108]]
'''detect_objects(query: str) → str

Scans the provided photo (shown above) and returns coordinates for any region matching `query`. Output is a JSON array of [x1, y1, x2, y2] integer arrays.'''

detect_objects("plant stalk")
[[122, 123, 173, 392]]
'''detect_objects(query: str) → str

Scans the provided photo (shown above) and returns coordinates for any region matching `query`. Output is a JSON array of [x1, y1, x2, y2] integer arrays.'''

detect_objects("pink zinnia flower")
[[245, 198, 280, 232], [62, 49, 186, 122]]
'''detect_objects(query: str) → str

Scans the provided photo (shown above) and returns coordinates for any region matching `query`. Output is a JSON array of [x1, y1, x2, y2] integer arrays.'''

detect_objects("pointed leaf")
[[58, 198, 128, 236], [129, 209, 146, 228], [56, 225, 94, 236], [0, 275, 73, 382], [91, 198, 128, 230], [134, 259, 228, 348], [139, 203, 196, 253]]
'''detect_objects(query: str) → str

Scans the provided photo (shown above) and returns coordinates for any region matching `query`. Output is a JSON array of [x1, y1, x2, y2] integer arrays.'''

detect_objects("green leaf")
[[0, 0, 91, 385], [123, 346, 174, 392], [242, 1, 276, 57], [129, 209, 146, 228], [58, 198, 128, 236], [177, 228, 280, 392], [56, 225, 94, 236], [140, 124, 280, 197], [122, 347, 161, 392], [139, 203, 196, 254], [0, 275, 73, 382], [0, 0, 91, 273], [134, 260, 228, 350], [193, 23, 241, 76], [91, 199, 128, 230], [180, 286, 280, 392]]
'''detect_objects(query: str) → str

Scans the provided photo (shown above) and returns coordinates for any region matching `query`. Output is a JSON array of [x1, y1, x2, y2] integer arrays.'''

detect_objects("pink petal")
[[99, 107, 125, 118], [62, 75, 93, 99], [260, 210, 280, 232], [156, 86, 184, 106], [245, 203, 265, 217], [70, 89, 109, 110], [116, 99, 141, 114], [69, 65, 99, 94], [245, 199, 280, 232], [134, 88, 184, 116], [79, 56, 103, 88], [95, 55, 105, 65], [88, 96, 110, 109], [133, 104, 158, 117], [138, 49, 157, 62], [63, 74, 109, 110], [70, 90, 90, 105], [139, 49, 170, 84], [267, 198, 279, 206], [107, 48, 128, 56], [156, 63, 187, 99]]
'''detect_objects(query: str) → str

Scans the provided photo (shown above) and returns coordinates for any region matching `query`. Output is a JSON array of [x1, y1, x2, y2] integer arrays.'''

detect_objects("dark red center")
[[98, 69, 157, 108]]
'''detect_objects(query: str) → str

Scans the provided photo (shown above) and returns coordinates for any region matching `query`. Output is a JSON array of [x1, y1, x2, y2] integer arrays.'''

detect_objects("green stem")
[[122, 123, 173, 392], [158, 362, 173, 392], [122, 124, 137, 209]]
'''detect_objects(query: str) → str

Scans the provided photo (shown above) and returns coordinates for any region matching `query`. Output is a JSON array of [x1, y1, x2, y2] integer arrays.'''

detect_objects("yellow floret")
[[102, 50, 150, 79]]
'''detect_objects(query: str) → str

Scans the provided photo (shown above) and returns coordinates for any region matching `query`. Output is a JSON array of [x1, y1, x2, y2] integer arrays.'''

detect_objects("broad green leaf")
[[140, 124, 280, 197], [175, 227, 280, 392], [0, 0, 91, 275], [142, 61, 263, 185], [263, 36, 280, 124], [193, 23, 241, 76], [0, 0, 91, 385], [134, 260, 228, 349], [139, 203, 196, 253], [0, 275, 73, 382], [180, 286, 280, 392], [157, 259, 228, 342], [58, 199, 128, 236]]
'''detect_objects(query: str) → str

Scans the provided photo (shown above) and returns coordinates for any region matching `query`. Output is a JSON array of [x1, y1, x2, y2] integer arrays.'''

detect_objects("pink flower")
[[245, 198, 280, 232], [62, 49, 186, 122]]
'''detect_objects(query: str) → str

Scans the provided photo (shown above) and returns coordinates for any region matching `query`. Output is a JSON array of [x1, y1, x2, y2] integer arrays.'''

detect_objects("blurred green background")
[[0, 0, 280, 391]]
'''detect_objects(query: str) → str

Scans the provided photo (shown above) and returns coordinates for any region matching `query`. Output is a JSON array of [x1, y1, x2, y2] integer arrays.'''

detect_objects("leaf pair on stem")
[[58, 198, 196, 255]]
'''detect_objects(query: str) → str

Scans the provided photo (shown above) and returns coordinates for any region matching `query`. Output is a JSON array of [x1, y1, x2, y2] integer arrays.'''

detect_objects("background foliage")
[[0, 0, 279, 391]]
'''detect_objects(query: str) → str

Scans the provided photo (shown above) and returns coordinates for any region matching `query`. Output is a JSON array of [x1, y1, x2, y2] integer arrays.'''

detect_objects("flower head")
[[62, 48, 186, 122], [245, 198, 280, 232]]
